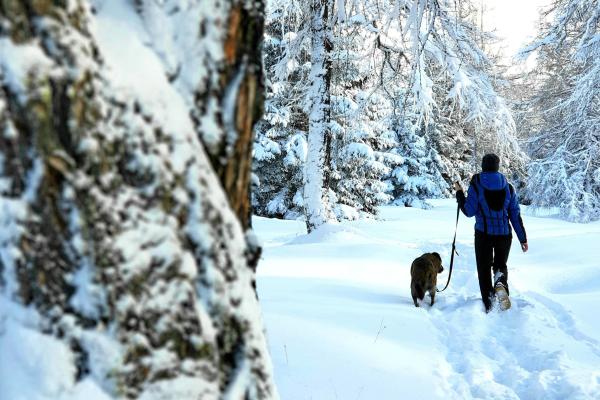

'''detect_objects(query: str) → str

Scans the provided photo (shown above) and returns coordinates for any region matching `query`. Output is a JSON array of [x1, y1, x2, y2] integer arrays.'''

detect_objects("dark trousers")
[[474, 230, 512, 310]]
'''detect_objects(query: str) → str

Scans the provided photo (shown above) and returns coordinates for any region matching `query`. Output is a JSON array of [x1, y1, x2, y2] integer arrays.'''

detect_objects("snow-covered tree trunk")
[[304, 0, 334, 232], [0, 1, 277, 399]]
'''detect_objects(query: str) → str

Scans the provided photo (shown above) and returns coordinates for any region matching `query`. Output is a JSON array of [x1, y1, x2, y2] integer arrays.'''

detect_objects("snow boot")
[[495, 283, 511, 311]]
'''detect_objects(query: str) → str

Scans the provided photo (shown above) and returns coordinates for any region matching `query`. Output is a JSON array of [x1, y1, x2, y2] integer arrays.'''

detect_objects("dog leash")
[[437, 204, 460, 292]]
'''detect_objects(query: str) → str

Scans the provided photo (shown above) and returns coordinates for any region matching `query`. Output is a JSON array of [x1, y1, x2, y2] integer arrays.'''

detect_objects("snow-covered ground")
[[255, 199, 600, 400]]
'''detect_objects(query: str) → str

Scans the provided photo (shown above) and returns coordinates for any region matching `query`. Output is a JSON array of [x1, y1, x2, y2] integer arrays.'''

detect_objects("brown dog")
[[410, 252, 444, 307]]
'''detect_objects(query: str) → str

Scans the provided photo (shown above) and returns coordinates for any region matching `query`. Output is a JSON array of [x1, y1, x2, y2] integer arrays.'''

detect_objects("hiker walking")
[[454, 154, 528, 312]]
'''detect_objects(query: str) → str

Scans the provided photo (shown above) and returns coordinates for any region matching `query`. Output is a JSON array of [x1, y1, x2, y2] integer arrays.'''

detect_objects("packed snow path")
[[255, 200, 600, 399]]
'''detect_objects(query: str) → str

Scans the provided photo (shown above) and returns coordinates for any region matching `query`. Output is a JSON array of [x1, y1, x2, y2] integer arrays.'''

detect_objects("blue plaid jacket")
[[457, 172, 527, 243]]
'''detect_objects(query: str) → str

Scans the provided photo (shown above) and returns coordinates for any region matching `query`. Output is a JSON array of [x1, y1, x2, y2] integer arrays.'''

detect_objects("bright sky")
[[484, 0, 552, 63]]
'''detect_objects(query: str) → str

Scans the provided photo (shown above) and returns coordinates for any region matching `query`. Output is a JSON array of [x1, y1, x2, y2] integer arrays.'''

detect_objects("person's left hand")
[[521, 242, 529, 253], [453, 182, 462, 192]]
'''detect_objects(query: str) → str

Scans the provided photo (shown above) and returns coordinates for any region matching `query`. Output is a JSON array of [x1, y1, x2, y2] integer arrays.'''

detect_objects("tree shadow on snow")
[[312, 282, 411, 306]]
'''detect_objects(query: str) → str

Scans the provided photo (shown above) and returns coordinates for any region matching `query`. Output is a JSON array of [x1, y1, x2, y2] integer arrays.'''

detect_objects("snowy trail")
[[255, 200, 600, 399]]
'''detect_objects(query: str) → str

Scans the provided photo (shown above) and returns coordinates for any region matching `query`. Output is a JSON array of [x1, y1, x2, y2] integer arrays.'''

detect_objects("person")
[[454, 154, 528, 312]]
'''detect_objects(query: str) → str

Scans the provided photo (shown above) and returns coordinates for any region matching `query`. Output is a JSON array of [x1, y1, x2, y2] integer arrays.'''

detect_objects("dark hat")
[[482, 153, 500, 172]]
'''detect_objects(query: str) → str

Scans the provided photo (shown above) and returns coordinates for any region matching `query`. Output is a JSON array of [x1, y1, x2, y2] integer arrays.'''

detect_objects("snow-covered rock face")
[[0, 1, 277, 399]]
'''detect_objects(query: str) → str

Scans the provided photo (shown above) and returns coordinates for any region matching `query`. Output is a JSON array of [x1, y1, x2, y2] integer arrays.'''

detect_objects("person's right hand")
[[521, 242, 529, 252], [453, 182, 462, 192]]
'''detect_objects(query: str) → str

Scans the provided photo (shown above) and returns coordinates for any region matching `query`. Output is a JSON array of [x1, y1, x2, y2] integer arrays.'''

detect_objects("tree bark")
[[211, 2, 265, 231], [0, 1, 277, 399]]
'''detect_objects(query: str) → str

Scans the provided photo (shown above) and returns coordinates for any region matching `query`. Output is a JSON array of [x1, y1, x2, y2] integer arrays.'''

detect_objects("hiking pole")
[[437, 204, 460, 292]]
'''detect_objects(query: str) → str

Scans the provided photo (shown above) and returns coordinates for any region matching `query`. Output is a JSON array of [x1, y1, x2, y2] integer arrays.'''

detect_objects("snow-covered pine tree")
[[521, 0, 600, 222], [252, 2, 309, 219], [253, 0, 337, 230], [328, 9, 395, 218], [376, 0, 524, 202], [427, 102, 473, 186], [387, 109, 448, 207], [419, 0, 524, 173], [255, 0, 525, 224], [329, 91, 394, 218], [0, 1, 277, 398], [253, 111, 307, 219], [256, 0, 395, 228]]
